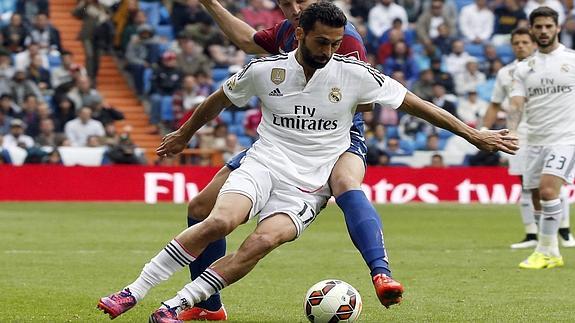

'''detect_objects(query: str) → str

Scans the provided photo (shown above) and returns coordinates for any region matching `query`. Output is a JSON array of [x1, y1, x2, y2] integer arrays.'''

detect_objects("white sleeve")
[[357, 67, 407, 109], [490, 70, 506, 104], [222, 63, 256, 108], [509, 67, 527, 99]]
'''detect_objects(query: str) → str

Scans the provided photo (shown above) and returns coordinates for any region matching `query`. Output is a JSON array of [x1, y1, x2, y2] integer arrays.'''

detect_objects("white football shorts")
[[523, 145, 575, 189], [506, 144, 527, 176], [219, 156, 330, 238]]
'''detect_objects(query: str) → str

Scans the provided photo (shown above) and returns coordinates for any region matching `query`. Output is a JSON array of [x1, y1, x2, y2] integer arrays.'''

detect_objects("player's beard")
[[535, 33, 557, 49], [300, 37, 330, 69]]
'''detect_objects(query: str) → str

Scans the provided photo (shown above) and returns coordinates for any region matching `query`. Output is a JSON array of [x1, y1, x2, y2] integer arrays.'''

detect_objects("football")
[[304, 280, 362, 323]]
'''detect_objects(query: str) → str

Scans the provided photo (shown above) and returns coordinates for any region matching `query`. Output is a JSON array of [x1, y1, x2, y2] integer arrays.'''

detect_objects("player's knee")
[[243, 232, 282, 260], [330, 173, 361, 197], [539, 187, 559, 201], [187, 197, 210, 221], [201, 216, 236, 238]]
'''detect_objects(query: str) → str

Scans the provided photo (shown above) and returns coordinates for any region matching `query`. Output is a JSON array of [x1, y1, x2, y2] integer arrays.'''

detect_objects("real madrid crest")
[[329, 87, 342, 103], [560, 64, 569, 73], [271, 68, 286, 85]]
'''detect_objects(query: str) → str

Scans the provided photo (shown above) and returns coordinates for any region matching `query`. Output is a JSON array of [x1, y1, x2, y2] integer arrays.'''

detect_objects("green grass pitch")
[[1, 202, 574, 322]]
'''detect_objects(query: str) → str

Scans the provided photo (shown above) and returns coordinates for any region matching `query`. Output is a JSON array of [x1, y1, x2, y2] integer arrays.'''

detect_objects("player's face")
[[510, 34, 535, 60], [297, 23, 344, 69], [277, 0, 315, 26], [530, 16, 560, 49]]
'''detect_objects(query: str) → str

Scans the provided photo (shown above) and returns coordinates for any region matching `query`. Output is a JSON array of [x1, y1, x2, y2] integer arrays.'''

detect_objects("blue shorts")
[[226, 113, 367, 170]]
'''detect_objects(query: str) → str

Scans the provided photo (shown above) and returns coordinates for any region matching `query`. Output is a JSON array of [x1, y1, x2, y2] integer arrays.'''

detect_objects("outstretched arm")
[[398, 92, 518, 154], [156, 88, 232, 156], [199, 0, 267, 54]]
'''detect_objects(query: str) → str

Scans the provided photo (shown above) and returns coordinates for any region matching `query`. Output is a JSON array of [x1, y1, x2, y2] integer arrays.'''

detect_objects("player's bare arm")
[[506, 96, 526, 132], [199, 0, 267, 54], [482, 102, 503, 130], [399, 92, 519, 154], [156, 88, 232, 157]]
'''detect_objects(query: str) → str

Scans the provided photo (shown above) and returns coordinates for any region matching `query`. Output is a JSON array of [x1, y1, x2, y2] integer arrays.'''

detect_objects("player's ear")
[[295, 26, 304, 41]]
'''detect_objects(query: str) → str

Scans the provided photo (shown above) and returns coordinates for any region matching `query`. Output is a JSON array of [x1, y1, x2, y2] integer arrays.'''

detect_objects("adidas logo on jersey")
[[269, 88, 283, 97]]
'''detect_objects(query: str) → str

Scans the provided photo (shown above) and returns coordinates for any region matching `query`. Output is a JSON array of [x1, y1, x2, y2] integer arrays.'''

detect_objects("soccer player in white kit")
[[97, 3, 518, 321], [508, 7, 575, 269]]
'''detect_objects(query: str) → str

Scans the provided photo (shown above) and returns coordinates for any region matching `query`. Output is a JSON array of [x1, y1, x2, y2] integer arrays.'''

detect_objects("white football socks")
[[127, 239, 196, 301]]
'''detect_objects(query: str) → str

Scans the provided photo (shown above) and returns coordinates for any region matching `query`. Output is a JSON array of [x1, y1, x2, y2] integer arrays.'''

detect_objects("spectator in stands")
[[20, 94, 40, 137], [0, 109, 12, 134], [525, 0, 566, 26], [379, 18, 416, 46], [173, 74, 203, 126], [204, 30, 246, 68], [385, 137, 408, 156], [492, 0, 528, 46], [52, 97, 76, 132], [193, 70, 215, 97], [10, 70, 43, 105], [397, 0, 423, 23], [27, 54, 51, 95], [0, 93, 21, 119], [150, 51, 183, 131], [415, 0, 456, 47], [15, 0, 49, 25], [368, 0, 408, 39], [485, 58, 504, 80], [73, 0, 113, 84], [398, 113, 434, 143], [138, 0, 162, 27], [457, 90, 488, 127], [42, 148, 63, 164], [200, 122, 227, 152], [51, 51, 77, 88], [14, 41, 49, 70], [120, 9, 147, 52], [222, 133, 244, 162], [106, 132, 144, 164], [423, 133, 440, 151], [0, 49, 15, 94], [35, 117, 61, 147], [90, 97, 125, 126], [382, 40, 419, 83], [459, 0, 494, 44], [86, 134, 103, 147], [478, 44, 500, 73], [560, 14, 575, 49], [243, 104, 262, 144], [64, 106, 105, 147], [455, 57, 486, 95], [181, 13, 219, 49], [176, 38, 213, 76], [432, 83, 458, 118], [240, 0, 283, 29], [445, 40, 472, 80], [429, 153, 445, 167], [412, 69, 434, 101], [67, 75, 103, 110], [367, 124, 387, 153], [3, 118, 34, 148], [430, 57, 455, 94], [2, 13, 28, 53], [367, 148, 390, 166], [125, 24, 161, 96], [432, 23, 456, 56], [24, 13, 61, 52], [171, 0, 211, 36], [377, 28, 404, 65], [0, 135, 12, 164]]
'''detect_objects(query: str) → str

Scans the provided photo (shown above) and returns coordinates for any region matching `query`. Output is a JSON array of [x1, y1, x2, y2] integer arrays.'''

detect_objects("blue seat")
[[464, 43, 485, 58], [233, 111, 246, 125], [155, 25, 174, 41], [228, 124, 245, 136], [476, 79, 495, 102], [386, 125, 399, 138], [496, 44, 515, 64], [238, 135, 254, 148], [220, 110, 233, 125], [212, 68, 230, 83]]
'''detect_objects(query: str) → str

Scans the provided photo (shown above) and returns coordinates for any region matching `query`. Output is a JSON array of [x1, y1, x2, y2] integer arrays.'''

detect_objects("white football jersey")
[[510, 44, 575, 145], [491, 60, 527, 141], [223, 51, 407, 191]]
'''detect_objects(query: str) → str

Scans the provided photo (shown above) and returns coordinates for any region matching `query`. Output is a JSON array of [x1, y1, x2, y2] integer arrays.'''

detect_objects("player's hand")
[[471, 128, 519, 154], [156, 130, 189, 157]]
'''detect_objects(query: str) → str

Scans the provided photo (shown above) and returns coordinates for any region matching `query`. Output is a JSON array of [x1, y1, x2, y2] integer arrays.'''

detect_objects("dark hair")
[[511, 27, 535, 42], [529, 6, 559, 26], [298, 1, 347, 33]]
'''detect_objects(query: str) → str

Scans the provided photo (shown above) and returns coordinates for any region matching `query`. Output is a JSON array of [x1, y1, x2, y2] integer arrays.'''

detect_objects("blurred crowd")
[[1, 0, 574, 166]]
